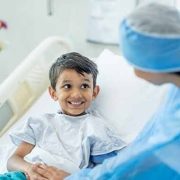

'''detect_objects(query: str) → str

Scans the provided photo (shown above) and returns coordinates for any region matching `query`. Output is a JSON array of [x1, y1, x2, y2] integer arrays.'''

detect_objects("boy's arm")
[[7, 141, 36, 177], [7, 141, 34, 171]]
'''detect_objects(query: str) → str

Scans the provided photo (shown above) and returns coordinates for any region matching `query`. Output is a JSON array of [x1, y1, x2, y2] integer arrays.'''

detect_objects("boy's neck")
[[59, 111, 87, 116]]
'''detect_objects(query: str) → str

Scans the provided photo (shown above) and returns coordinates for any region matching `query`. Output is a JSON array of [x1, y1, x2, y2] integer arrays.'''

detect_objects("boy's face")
[[49, 69, 99, 116]]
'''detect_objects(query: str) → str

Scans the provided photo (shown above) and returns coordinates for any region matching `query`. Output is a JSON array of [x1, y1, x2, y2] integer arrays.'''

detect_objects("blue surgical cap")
[[120, 3, 180, 72]]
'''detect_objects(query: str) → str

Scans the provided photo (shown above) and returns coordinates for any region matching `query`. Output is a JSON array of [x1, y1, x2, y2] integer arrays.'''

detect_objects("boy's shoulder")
[[29, 112, 56, 118], [86, 110, 119, 133], [26, 112, 58, 124], [87, 109, 102, 117], [86, 110, 109, 127]]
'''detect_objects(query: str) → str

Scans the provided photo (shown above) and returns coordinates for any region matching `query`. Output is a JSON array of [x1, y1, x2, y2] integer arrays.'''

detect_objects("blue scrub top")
[[66, 85, 180, 180]]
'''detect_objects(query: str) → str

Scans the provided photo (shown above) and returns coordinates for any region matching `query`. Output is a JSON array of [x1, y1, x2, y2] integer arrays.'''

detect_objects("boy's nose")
[[71, 89, 82, 98]]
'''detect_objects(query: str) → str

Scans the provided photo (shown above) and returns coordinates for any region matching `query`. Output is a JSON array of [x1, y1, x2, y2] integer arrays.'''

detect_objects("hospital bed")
[[0, 38, 168, 173]]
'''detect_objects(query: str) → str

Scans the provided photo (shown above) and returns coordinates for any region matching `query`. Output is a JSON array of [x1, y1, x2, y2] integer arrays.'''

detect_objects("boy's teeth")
[[71, 102, 81, 105]]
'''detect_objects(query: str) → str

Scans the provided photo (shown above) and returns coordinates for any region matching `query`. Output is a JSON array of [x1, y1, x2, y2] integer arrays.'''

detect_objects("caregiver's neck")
[[166, 73, 180, 87]]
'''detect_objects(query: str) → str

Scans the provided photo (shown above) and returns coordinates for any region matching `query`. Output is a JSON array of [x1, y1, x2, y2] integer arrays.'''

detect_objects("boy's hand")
[[32, 163, 70, 180], [26, 163, 48, 180]]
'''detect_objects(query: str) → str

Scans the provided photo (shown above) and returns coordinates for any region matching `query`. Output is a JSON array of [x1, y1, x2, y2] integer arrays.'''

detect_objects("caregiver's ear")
[[93, 85, 100, 100], [48, 86, 58, 101]]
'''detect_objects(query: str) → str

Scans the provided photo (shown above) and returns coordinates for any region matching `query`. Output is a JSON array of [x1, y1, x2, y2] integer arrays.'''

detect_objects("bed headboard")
[[0, 36, 72, 136]]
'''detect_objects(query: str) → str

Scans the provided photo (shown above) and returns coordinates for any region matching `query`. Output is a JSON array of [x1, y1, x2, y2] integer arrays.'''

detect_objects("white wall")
[[0, 0, 177, 83], [0, 0, 119, 83]]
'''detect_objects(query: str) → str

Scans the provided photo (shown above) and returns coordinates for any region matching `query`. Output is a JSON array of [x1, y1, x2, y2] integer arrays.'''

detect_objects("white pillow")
[[93, 49, 168, 143]]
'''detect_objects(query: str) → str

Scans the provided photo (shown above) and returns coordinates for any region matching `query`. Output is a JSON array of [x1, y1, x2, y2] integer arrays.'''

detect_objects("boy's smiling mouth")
[[68, 100, 85, 106]]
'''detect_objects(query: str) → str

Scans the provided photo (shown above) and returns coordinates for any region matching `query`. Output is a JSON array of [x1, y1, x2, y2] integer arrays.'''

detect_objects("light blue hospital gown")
[[67, 85, 180, 179], [9, 111, 126, 174]]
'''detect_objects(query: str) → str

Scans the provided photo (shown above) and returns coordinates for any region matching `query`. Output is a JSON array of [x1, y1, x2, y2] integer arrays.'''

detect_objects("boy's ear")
[[92, 85, 100, 100], [48, 86, 58, 101]]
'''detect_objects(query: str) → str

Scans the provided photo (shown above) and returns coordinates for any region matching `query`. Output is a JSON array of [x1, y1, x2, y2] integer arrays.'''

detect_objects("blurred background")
[[0, 0, 178, 83]]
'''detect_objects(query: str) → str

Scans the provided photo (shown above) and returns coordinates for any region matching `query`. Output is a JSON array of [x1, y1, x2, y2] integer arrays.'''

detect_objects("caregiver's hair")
[[49, 52, 98, 90], [120, 3, 180, 73], [172, 72, 180, 76]]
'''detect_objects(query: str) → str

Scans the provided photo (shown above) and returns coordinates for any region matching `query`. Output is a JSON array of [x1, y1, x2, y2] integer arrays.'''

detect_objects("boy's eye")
[[63, 84, 71, 89], [81, 84, 90, 89]]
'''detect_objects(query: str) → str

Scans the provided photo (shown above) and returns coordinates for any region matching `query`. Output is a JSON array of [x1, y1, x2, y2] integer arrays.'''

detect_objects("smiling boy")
[[5, 52, 126, 180]]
